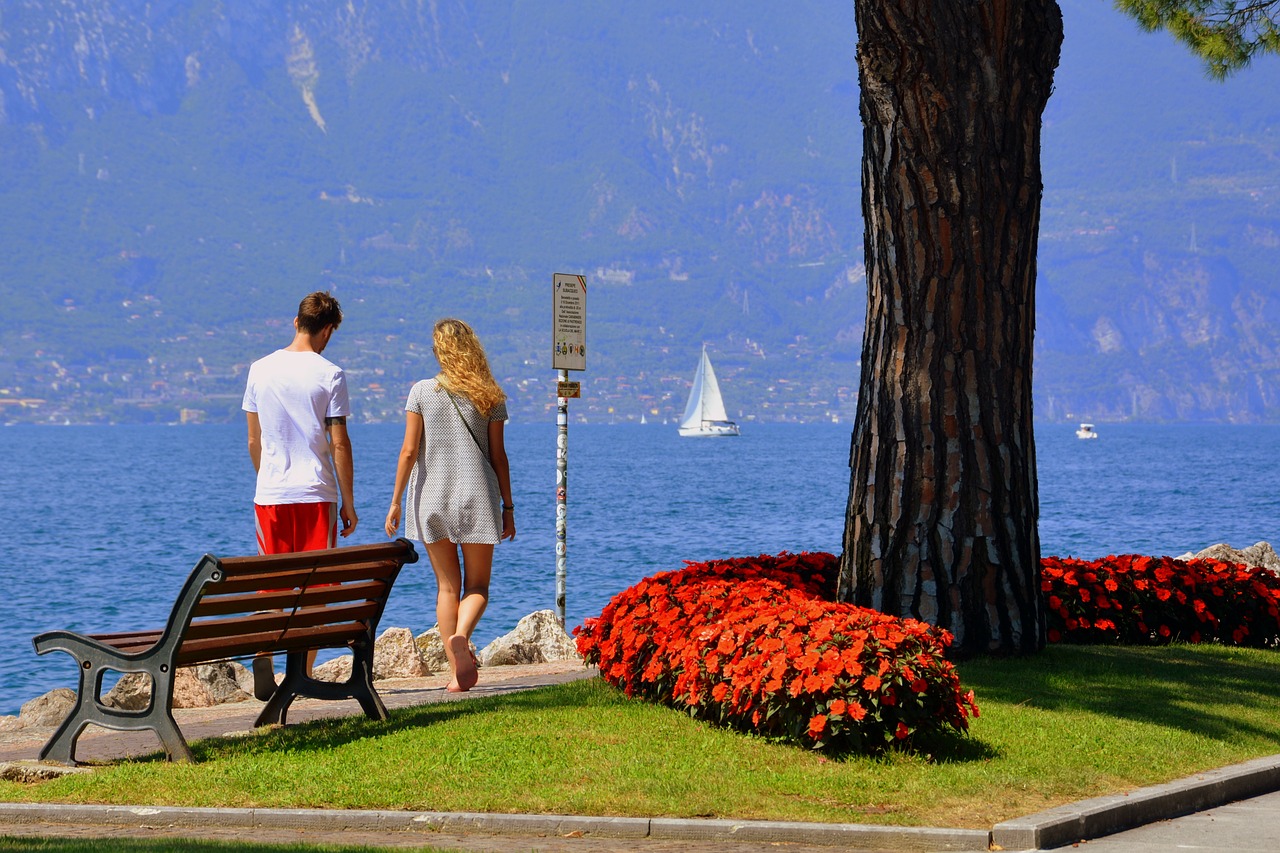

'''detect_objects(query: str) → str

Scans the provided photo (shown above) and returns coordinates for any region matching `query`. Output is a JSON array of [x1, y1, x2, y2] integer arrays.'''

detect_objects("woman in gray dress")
[[385, 319, 515, 692]]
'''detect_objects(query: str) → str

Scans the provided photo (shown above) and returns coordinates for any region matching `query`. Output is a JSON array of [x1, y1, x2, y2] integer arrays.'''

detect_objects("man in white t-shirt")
[[242, 291, 358, 698]]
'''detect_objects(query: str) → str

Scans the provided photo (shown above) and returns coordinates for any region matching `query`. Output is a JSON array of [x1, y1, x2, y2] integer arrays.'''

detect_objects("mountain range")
[[1, 0, 1278, 425]]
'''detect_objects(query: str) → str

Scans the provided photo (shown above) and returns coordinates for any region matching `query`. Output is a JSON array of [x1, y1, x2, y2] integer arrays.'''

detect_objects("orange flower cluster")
[[574, 552, 978, 752], [1042, 554, 1280, 646]]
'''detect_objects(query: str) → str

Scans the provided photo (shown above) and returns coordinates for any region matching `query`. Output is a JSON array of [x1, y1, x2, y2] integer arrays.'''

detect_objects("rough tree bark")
[[838, 1, 1063, 656]]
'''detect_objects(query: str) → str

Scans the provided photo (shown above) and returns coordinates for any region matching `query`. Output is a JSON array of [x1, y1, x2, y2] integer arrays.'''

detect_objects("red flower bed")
[[1042, 554, 1280, 646], [574, 552, 977, 752]]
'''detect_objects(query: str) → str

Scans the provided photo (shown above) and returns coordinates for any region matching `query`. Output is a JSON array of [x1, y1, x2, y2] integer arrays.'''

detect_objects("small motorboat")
[[1075, 423, 1099, 440]]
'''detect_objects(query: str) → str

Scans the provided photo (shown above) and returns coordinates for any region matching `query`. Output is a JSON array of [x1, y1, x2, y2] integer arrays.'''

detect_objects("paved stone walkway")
[[0, 820, 892, 853], [0, 661, 591, 764]]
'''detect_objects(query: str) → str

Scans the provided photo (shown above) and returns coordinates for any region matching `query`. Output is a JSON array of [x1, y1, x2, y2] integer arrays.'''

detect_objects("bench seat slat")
[[89, 629, 163, 645]]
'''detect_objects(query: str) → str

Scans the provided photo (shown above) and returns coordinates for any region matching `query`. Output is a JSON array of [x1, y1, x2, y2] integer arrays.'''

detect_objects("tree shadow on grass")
[[813, 730, 1001, 765], [958, 643, 1280, 745]]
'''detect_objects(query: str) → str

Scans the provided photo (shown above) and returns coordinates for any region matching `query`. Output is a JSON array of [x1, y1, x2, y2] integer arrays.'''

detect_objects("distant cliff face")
[[1, 0, 1279, 424]]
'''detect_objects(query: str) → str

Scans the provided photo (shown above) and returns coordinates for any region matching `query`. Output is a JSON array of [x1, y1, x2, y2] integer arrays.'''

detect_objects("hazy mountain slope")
[[0, 0, 1278, 424]]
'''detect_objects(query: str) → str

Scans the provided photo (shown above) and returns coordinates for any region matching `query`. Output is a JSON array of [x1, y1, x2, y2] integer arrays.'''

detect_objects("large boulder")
[[101, 663, 252, 710], [103, 668, 214, 710], [415, 625, 478, 672], [194, 662, 253, 704], [1178, 541, 1280, 574], [313, 626, 432, 682], [374, 627, 431, 679], [18, 688, 77, 728], [312, 654, 352, 683], [480, 610, 582, 666]]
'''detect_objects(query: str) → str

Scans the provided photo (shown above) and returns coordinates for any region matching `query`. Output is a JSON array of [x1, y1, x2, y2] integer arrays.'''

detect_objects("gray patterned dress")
[[404, 379, 508, 545]]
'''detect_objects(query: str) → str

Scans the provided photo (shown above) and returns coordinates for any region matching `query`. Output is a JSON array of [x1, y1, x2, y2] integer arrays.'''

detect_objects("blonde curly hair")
[[433, 318, 506, 417]]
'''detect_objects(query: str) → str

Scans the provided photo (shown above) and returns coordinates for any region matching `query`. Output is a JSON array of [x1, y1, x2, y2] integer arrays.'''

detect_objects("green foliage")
[[1116, 0, 1280, 77]]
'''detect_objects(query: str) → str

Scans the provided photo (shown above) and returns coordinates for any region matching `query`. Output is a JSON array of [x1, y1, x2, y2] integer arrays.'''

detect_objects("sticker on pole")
[[553, 273, 587, 371]]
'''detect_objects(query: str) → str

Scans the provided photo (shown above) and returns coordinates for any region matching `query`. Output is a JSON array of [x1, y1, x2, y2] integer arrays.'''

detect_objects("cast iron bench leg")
[[349, 639, 388, 721]]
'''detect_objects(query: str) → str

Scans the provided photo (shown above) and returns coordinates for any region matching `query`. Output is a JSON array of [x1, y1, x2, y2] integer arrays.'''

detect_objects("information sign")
[[553, 273, 587, 371]]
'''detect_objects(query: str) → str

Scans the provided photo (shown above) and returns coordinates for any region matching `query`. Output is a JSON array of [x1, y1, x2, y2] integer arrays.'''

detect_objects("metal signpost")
[[552, 273, 586, 629]]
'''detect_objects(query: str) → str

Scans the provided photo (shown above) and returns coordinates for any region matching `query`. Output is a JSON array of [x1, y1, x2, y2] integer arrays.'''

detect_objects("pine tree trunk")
[[839, 1, 1063, 656]]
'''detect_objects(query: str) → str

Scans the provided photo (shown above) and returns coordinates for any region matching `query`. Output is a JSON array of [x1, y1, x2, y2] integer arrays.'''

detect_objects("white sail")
[[678, 346, 740, 437]]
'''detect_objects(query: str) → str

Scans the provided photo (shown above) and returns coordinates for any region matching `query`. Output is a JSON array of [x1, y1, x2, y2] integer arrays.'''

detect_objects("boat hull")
[[678, 421, 740, 437]]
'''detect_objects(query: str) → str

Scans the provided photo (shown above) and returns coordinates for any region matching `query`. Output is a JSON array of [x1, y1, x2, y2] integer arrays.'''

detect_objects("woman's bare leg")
[[425, 539, 464, 685], [456, 542, 495, 641]]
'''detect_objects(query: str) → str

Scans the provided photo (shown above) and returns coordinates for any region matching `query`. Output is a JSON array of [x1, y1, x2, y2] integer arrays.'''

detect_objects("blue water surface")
[[0, 421, 1276, 714]]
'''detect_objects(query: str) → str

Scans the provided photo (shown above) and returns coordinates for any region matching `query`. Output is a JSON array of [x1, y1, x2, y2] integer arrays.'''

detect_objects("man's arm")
[[246, 411, 262, 473], [327, 416, 358, 537]]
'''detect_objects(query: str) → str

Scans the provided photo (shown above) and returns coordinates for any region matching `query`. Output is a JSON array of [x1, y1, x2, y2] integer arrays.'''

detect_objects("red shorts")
[[254, 502, 337, 555]]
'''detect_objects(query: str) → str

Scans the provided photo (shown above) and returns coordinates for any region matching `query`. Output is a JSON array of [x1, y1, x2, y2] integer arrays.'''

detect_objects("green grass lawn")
[[3, 644, 1279, 829]]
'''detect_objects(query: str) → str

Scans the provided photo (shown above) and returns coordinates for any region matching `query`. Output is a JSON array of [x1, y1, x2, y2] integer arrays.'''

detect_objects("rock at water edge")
[[415, 625, 479, 672], [18, 688, 78, 728], [1178, 541, 1280, 574], [480, 609, 583, 666]]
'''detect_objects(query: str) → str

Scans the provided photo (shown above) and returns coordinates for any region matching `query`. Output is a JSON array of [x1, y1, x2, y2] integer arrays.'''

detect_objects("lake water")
[[1, 421, 1276, 715]]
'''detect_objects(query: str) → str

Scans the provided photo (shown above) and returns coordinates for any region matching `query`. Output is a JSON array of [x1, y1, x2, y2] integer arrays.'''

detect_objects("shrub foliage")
[[1043, 554, 1280, 646], [575, 552, 978, 752]]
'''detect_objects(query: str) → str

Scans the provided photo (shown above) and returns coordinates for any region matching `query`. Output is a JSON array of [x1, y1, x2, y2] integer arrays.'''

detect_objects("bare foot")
[[447, 634, 478, 691]]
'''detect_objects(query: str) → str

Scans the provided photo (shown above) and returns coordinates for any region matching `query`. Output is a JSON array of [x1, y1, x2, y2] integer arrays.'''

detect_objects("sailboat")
[[678, 346, 740, 437]]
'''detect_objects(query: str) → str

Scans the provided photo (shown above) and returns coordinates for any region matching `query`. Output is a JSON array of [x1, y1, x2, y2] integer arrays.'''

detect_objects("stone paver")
[[0, 661, 590, 764], [0, 819, 911, 853]]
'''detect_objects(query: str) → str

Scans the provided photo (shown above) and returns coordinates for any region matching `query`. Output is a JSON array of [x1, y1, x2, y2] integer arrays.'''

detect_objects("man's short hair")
[[297, 291, 343, 334]]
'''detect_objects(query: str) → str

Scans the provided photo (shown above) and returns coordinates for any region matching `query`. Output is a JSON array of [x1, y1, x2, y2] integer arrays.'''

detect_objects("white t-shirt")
[[242, 349, 351, 506]]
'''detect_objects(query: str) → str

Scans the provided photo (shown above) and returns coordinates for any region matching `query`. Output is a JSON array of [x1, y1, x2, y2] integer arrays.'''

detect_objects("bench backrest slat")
[[182, 601, 379, 644], [206, 561, 398, 597], [192, 579, 390, 618], [175, 621, 368, 666], [216, 542, 412, 575]]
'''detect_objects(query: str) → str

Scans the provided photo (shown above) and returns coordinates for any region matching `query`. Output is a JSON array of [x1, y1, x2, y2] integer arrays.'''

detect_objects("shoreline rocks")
[[479, 609, 580, 666], [12, 610, 587, 728], [1176, 541, 1280, 574]]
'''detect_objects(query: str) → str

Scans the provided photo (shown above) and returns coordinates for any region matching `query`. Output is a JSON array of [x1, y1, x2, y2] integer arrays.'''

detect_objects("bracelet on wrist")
[[502, 504, 514, 511]]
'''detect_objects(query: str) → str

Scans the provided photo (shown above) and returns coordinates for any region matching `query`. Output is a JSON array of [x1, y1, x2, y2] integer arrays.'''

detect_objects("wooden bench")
[[32, 538, 419, 765]]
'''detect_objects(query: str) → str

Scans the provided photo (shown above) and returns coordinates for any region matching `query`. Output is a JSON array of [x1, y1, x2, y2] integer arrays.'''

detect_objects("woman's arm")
[[385, 410, 424, 537], [488, 419, 515, 541]]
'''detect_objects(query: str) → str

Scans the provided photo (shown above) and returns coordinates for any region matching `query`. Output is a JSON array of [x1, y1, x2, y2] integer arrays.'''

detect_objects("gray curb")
[[0, 802, 991, 849], [648, 816, 988, 848], [992, 753, 1280, 850], [2, 753, 1278, 850]]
